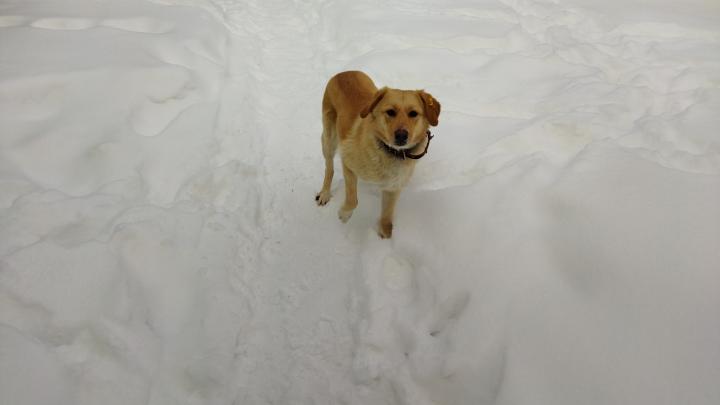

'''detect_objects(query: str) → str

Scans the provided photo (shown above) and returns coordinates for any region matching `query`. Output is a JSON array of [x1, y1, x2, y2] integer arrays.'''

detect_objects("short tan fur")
[[316, 71, 441, 238]]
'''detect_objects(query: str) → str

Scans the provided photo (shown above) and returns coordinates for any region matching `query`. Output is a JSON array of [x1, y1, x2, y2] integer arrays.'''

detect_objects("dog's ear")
[[418, 90, 441, 126], [360, 87, 388, 118]]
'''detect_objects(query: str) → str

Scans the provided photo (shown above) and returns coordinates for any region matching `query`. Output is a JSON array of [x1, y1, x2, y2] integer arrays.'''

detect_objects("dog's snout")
[[394, 129, 408, 146]]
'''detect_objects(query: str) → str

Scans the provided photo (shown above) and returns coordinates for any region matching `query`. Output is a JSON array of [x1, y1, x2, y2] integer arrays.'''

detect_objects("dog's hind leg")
[[316, 106, 337, 206], [338, 163, 358, 223]]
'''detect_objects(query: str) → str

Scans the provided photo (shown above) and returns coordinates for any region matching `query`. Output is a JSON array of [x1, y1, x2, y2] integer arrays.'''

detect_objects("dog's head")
[[360, 87, 441, 150]]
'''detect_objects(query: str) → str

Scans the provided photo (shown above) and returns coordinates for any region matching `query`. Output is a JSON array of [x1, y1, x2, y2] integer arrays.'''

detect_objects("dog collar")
[[377, 130, 434, 160]]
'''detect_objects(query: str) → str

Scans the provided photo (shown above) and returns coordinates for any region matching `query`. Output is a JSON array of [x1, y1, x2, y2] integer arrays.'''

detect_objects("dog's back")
[[322, 71, 376, 140]]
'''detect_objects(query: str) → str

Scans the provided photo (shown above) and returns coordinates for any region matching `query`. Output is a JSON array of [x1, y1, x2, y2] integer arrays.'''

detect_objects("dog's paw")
[[338, 208, 354, 223], [378, 221, 393, 239], [315, 190, 331, 206]]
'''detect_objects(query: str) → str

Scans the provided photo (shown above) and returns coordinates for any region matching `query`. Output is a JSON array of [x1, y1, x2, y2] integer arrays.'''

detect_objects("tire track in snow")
[[199, 1, 377, 403]]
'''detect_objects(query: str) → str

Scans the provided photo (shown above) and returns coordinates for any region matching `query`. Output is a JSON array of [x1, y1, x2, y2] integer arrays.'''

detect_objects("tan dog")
[[315, 71, 441, 238]]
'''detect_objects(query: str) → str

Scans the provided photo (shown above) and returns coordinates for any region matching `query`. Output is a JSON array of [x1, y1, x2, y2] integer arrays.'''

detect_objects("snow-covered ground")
[[1, 0, 719, 404]]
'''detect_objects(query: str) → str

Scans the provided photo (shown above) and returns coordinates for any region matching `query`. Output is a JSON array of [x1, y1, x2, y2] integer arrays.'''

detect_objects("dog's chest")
[[340, 142, 416, 189]]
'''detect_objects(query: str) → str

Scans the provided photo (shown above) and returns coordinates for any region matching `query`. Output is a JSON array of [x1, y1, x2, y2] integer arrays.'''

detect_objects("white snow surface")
[[1, 0, 719, 404]]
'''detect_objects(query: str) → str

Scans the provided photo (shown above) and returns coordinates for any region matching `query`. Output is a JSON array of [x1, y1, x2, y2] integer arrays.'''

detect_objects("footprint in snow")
[[397, 290, 471, 378], [355, 236, 472, 389], [382, 255, 413, 291]]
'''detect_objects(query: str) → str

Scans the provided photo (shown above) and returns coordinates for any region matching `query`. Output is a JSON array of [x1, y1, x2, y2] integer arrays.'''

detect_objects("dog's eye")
[[386, 109, 396, 117], [408, 111, 418, 118]]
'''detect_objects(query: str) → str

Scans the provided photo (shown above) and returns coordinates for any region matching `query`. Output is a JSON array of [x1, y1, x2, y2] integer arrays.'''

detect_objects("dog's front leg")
[[378, 190, 399, 238], [338, 163, 358, 223]]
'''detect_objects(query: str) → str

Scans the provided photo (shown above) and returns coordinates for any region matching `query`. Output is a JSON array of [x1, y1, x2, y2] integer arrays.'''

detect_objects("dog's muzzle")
[[378, 130, 434, 160]]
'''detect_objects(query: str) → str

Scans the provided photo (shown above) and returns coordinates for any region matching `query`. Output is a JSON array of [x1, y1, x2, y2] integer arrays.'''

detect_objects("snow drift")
[[1, 0, 719, 404]]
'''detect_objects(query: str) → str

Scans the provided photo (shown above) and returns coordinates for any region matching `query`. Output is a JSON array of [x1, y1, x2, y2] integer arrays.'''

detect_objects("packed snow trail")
[[1, 0, 719, 404], [204, 1, 377, 403]]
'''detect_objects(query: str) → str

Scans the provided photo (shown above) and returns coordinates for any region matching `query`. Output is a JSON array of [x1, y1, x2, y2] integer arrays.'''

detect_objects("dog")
[[315, 71, 441, 238]]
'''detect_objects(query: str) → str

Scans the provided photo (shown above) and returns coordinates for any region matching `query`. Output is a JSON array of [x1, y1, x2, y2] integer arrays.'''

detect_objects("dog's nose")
[[394, 129, 408, 146]]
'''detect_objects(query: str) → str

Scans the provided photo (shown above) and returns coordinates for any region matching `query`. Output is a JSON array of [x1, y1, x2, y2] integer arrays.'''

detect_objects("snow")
[[1, 0, 719, 404]]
